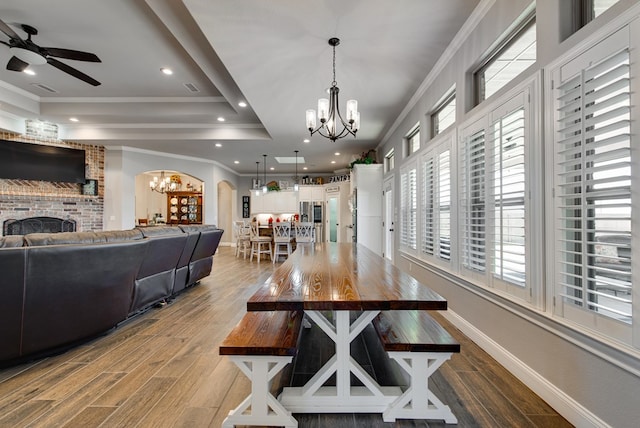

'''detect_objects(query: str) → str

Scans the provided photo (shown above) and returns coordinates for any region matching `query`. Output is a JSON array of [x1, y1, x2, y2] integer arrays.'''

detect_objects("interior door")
[[327, 196, 339, 242], [383, 176, 394, 262]]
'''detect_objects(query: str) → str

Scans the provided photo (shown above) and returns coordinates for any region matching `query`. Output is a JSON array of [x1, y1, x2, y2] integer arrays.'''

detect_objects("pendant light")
[[262, 154, 268, 193], [294, 150, 299, 191], [306, 37, 360, 142], [254, 161, 260, 196]]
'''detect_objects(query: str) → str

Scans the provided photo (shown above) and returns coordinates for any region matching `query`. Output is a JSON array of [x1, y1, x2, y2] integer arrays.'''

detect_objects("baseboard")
[[440, 310, 610, 428]]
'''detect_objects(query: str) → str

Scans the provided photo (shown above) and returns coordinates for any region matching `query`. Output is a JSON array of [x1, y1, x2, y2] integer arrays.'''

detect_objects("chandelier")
[[306, 37, 360, 142], [149, 171, 177, 194]]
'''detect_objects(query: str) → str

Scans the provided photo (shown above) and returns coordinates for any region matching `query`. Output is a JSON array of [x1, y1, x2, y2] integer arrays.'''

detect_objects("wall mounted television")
[[0, 139, 86, 184]]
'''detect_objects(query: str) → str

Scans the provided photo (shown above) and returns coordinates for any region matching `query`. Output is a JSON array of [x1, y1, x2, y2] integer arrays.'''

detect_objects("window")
[[421, 139, 452, 263], [432, 91, 456, 137], [580, 0, 620, 25], [552, 30, 633, 338], [406, 124, 420, 155], [384, 148, 395, 173], [400, 163, 417, 251], [490, 108, 526, 287], [459, 85, 533, 300], [460, 126, 487, 274], [475, 15, 536, 103]]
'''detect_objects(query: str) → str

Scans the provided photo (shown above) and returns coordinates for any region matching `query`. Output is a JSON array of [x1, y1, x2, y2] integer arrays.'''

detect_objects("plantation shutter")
[[400, 164, 417, 251], [461, 129, 487, 272], [438, 150, 451, 260], [421, 156, 435, 255], [491, 108, 526, 286], [555, 47, 632, 324]]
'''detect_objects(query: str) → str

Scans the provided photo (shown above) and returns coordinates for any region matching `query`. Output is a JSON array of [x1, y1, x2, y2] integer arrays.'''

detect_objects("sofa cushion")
[[24, 229, 143, 246], [0, 235, 25, 248]]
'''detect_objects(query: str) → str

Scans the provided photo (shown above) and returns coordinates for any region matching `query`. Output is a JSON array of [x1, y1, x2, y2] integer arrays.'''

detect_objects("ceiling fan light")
[[10, 47, 47, 65]]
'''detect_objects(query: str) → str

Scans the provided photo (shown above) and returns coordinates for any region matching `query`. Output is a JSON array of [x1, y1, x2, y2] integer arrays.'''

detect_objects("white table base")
[[223, 355, 297, 428], [279, 309, 457, 424], [280, 310, 401, 412]]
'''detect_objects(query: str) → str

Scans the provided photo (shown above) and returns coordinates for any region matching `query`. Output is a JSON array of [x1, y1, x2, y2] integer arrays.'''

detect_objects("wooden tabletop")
[[247, 242, 447, 311]]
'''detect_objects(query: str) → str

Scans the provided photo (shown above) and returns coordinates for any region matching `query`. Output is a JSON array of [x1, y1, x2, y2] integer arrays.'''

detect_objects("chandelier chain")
[[332, 44, 337, 86]]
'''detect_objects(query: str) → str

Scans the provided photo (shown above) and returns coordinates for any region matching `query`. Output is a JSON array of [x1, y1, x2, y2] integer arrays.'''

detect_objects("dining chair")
[[250, 221, 272, 264], [233, 220, 251, 259], [272, 222, 293, 263], [295, 222, 315, 243]]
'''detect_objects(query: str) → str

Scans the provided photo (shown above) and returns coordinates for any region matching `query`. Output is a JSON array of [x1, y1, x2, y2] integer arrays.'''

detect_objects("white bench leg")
[[383, 351, 457, 424], [223, 355, 297, 428]]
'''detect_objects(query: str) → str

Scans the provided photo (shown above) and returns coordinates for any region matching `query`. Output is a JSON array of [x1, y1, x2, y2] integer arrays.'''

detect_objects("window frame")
[[474, 11, 536, 105], [431, 90, 456, 138], [384, 148, 395, 173], [420, 132, 454, 267], [405, 123, 421, 157], [548, 25, 635, 345]]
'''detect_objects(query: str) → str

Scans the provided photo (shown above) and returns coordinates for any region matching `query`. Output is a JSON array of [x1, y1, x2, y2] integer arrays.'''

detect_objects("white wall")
[[378, 1, 640, 426], [104, 146, 240, 233]]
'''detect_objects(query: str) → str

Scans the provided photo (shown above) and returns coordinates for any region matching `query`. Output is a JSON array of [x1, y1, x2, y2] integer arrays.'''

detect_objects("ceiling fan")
[[0, 18, 101, 86]]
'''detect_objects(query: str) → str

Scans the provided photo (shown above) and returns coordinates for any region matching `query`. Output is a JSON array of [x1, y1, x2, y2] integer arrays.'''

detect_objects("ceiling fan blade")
[[47, 57, 101, 86], [43, 47, 101, 62], [0, 17, 22, 41], [7, 56, 28, 72]]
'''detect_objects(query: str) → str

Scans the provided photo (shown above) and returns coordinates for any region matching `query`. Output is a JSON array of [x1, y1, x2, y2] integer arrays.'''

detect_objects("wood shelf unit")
[[167, 191, 203, 224]]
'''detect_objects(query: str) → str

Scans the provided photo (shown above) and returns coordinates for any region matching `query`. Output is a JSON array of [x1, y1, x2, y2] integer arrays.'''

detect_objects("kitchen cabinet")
[[298, 185, 324, 202], [167, 191, 203, 224], [251, 190, 297, 214]]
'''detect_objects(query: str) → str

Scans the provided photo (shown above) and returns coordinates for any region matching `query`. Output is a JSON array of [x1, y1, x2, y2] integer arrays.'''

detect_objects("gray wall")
[[377, 0, 640, 426]]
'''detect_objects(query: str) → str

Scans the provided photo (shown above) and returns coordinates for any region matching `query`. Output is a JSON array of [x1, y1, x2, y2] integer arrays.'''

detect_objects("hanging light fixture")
[[149, 171, 177, 194], [294, 150, 300, 191], [262, 154, 268, 193], [254, 161, 260, 196], [306, 37, 360, 142]]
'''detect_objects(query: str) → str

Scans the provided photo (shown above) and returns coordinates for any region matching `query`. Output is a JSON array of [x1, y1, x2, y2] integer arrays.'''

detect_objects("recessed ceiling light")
[[217, 117, 225, 122], [303, 167, 308, 170], [161, 67, 173, 75], [331, 161, 336, 164], [215, 143, 222, 147], [69, 117, 79, 122], [303, 139, 310, 143], [270, 167, 275, 170], [234, 160, 240, 164], [238, 101, 247, 108], [334, 152, 340, 156], [23, 68, 35, 76]]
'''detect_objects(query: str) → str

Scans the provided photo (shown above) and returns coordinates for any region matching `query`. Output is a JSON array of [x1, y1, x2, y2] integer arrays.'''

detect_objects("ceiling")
[[0, 0, 479, 176]]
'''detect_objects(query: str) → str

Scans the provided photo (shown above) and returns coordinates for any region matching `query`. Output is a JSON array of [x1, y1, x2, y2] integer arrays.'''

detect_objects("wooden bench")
[[219, 310, 303, 428], [372, 310, 460, 424]]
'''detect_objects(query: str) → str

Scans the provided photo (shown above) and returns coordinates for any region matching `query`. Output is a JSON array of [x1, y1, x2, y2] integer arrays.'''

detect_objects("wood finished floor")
[[0, 247, 573, 427]]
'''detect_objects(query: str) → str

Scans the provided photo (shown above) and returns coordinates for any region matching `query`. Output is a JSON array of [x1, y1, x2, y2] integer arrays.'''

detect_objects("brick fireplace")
[[0, 131, 104, 232]]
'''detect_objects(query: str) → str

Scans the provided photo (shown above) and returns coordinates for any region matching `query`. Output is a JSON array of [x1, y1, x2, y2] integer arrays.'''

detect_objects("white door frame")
[[383, 176, 395, 263]]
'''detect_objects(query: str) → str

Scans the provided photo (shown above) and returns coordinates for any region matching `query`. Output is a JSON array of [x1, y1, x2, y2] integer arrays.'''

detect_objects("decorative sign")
[[328, 174, 350, 183], [242, 196, 250, 218]]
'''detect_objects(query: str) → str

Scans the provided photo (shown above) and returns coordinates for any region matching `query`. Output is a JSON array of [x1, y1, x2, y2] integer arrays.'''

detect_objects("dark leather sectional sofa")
[[0, 224, 223, 366]]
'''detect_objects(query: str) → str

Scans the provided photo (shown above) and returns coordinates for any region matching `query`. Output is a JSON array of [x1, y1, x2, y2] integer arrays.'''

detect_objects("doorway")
[[327, 195, 339, 242], [217, 181, 234, 246], [383, 176, 394, 262]]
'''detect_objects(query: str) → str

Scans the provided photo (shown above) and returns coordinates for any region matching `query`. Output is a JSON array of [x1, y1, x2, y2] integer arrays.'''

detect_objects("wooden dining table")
[[247, 242, 449, 416]]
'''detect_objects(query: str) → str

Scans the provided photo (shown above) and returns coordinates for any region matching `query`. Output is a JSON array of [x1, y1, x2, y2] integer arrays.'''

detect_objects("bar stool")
[[233, 220, 251, 259], [295, 222, 315, 243], [272, 222, 293, 263], [250, 222, 272, 264]]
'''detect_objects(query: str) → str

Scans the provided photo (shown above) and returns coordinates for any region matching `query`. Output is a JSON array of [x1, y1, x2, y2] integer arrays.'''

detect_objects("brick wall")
[[0, 131, 105, 232]]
